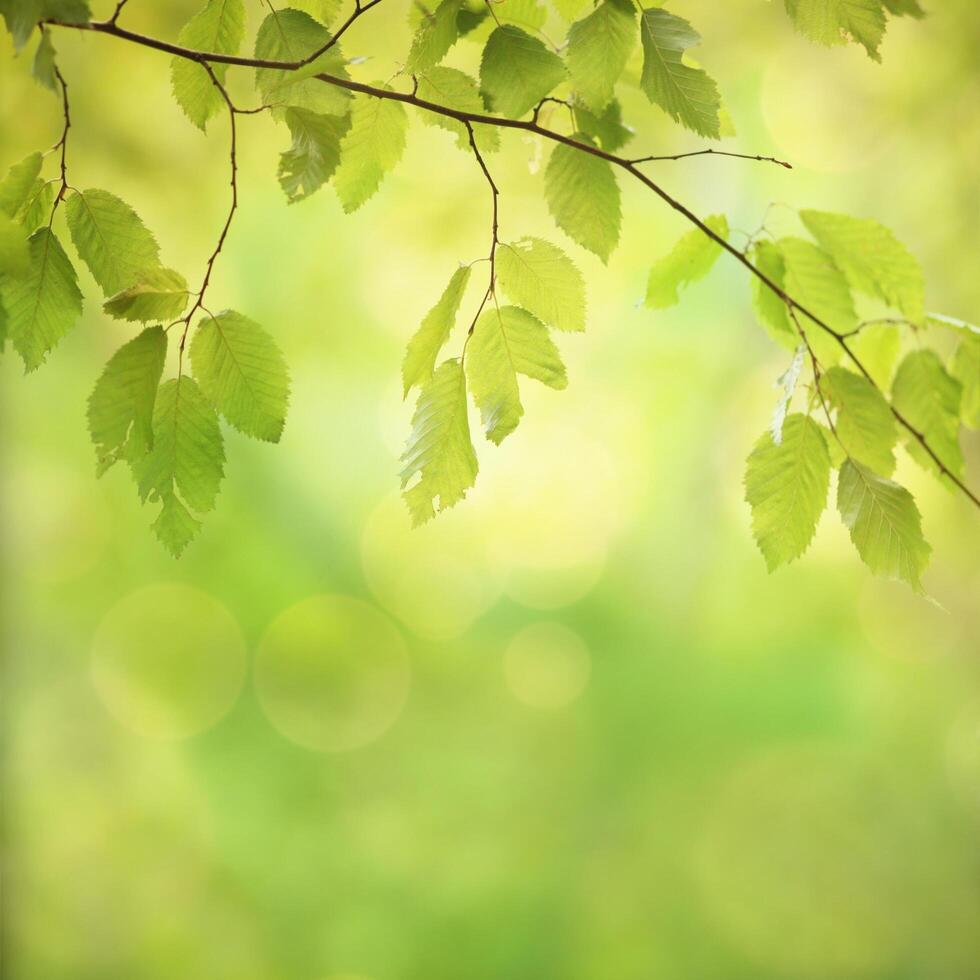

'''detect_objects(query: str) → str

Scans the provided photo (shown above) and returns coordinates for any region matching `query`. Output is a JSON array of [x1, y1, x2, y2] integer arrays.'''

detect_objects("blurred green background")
[[2, 1, 980, 977]]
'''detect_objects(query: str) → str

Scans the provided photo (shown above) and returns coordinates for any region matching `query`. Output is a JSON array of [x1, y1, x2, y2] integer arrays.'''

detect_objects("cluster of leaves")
[[0, 0, 975, 592]]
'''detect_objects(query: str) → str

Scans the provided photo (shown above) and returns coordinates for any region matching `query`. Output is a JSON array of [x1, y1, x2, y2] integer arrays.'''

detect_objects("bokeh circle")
[[91, 583, 247, 740], [255, 595, 410, 753]]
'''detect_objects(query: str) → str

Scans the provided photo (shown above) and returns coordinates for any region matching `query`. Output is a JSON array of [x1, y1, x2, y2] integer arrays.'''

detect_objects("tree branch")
[[42, 14, 980, 512]]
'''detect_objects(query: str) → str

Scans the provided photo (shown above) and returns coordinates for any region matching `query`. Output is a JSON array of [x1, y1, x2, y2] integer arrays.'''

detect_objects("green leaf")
[[403, 265, 472, 397], [407, 0, 461, 72], [0, 153, 43, 217], [171, 0, 246, 131], [32, 30, 58, 90], [189, 311, 291, 442], [88, 326, 167, 474], [132, 376, 225, 557], [575, 99, 633, 153], [400, 358, 478, 526], [639, 8, 721, 138], [496, 237, 585, 332], [465, 304, 567, 445], [567, 0, 636, 113], [891, 349, 964, 481], [479, 25, 567, 118], [416, 67, 500, 153], [800, 209, 924, 322], [290, 0, 344, 24], [544, 139, 621, 263], [0, 228, 82, 371], [333, 92, 408, 213], [495, 0, 547, 33], [103, 267, 190, 323], [66, 188, 161, 296], [16, 178, 55, 234], [645, 214, 728, 309], [784, 0, 887, 60], [254, 8, 351, 116], [0, 212, 29, 277], [837, 459, 930, 591], [750, 240, 796, 350], [821, 365, 897, 476], [951, 334, 980, 429], [744, 413, 831, 571], [278, 107, 349, 202], [777, 236, 856, 363], [0, 0, 89, 50], [882, 0, 924, 16], [847, 322, 900, 389]]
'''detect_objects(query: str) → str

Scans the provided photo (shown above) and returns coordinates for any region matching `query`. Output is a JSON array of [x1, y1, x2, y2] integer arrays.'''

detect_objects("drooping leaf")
[[575, 99, 633, 153], [496, 238, 585, 332], [278, 107, 349, 202], [744, 413, 830, 571], [639, 8, 721, 138], [645, 214, 728, 309], [403, 265, 472, 396], [750, 240, 796, 350], [951, 334, 980, 429], [189, 310, 291, 442], [784, 0, 887, 60], [567, 0, 636, 113], [332, 92, 408, 213], [837, 459, 930, 591], [891, 349, 964, 481], [131, 375, 225, 556], [544, 139, 621, 263], [32, 29, 58, 90], [465, 304, 567, 444], [479, 25, 567, 118], [88, 326, 167, 474], [416, 67, 499, 153], [822, 365, 897, 476], [254, 8, 351, 116], [847, 322, 900, 389], [0, 153, 43, 217], [0, 228, 82, 371], [882, 0, 924, 15], [400, 358, 478, 526], [103, 267, 190, 323], [407, 0, 461, 72], [0, 0, 90, 50], [0, 212, 29, 277], [800, 209, 924, 322], [65, 188, 161, 296], [777, 236, 856, 363], [16, 178, 55, 234], [290, 0, 344, 24], [494, 0, 548, 33], [170, 0, 246, 131], [770, 345, 805, 445]]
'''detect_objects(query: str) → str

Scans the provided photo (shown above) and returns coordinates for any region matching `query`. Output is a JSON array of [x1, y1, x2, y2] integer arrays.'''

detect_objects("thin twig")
[[462, 120, 500, 355], [177, 61, 238, 375], [632, 147, 793, 169], [46, 63, 71, 227]]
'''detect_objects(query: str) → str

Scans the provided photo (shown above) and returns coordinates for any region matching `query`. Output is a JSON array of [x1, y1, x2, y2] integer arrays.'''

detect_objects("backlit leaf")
[[567, 0, 636, 113], [66, 188, 161, 296], [496, 237, 585, 332], [544, 139, 621, 263], [479, 25, 567, 118], [837, 459, 930, 591], [103, 267, 190, 323], [744, 413, 830, 570], [822, 365, 897, 476], [403, 264, 472, 396], [401, 358, 478, 525], [645, 214, 728, 309], [190, 310, 291, 442]]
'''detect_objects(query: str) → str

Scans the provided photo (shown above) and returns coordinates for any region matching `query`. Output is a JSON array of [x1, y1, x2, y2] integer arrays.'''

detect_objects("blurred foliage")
[[1, 1, 979, 977]]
